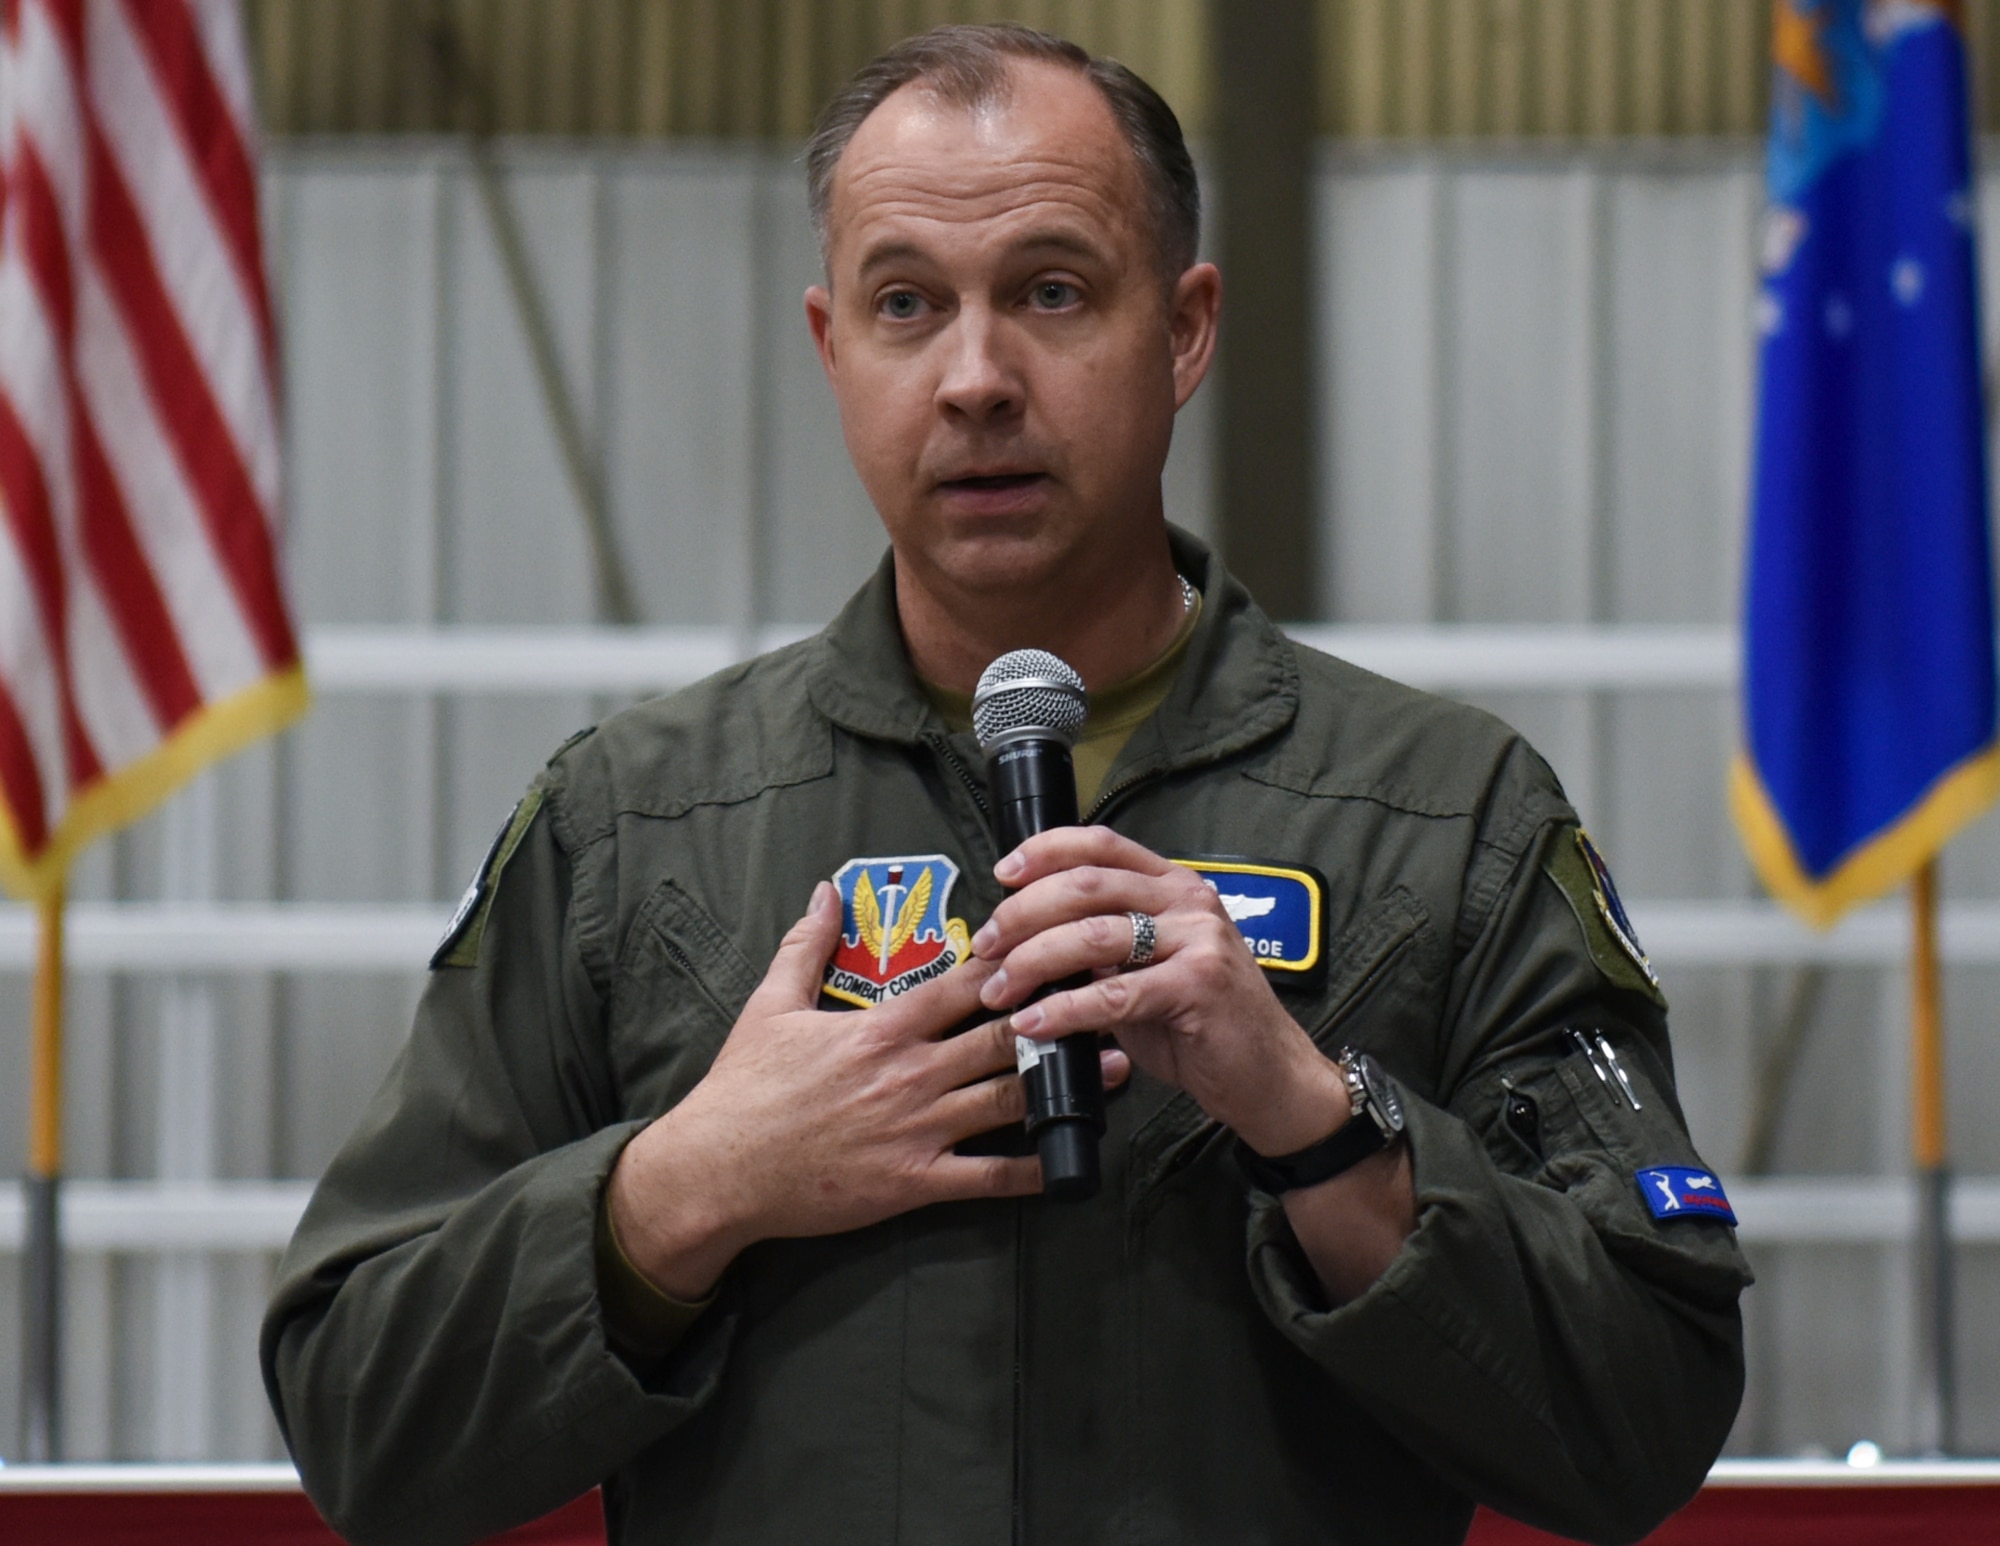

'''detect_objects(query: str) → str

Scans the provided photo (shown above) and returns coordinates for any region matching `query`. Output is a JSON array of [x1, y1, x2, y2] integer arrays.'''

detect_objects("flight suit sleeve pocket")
[[1528, 1051, 1753, 1310]]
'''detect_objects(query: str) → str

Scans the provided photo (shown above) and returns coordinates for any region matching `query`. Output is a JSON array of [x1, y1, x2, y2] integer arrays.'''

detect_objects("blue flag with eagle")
[[1735, 0, 1999, 928]]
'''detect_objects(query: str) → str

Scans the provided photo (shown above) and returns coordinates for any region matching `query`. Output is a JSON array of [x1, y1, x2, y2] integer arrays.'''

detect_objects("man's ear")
[[806, 284, 837, 384], [1167, 262, 1221, 410]]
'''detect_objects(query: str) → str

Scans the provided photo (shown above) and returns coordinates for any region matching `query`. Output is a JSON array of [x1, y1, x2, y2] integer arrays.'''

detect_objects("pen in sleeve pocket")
[[1565, 1027, 1637, 1112], [1594, 1032, 1642, 1110]]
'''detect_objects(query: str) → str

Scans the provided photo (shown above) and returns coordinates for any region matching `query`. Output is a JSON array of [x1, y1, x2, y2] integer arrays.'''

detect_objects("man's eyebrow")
[[853, 228, 1108, 283], [856, 240, 925, 281]]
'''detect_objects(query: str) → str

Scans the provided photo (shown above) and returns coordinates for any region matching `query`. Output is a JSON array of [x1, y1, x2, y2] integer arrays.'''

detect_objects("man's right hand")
[[608, 881, 1112, 1302]]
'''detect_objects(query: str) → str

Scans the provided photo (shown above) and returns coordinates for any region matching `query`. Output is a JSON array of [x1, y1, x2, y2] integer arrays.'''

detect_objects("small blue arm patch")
[[1635, 1166, 1737, 1225]]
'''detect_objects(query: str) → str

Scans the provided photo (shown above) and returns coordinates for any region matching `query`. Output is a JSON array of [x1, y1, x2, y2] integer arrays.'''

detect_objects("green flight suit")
[[261, 530, 1749, 1546]]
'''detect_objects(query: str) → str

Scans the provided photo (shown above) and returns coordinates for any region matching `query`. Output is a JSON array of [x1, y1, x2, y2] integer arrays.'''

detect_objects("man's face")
[[806, 62, 1216, 601]]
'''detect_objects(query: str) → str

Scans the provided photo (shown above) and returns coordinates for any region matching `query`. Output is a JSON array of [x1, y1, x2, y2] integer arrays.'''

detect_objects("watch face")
[[1356, 1056, 1406, 1133]]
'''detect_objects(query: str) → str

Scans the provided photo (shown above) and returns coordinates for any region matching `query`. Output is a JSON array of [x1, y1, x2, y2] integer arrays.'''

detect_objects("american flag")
[[0, 0, 304, 900]]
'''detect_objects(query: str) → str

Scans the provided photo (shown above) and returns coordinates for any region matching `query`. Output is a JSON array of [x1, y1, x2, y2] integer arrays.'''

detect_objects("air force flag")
[[1736, 0, 1999, 927]]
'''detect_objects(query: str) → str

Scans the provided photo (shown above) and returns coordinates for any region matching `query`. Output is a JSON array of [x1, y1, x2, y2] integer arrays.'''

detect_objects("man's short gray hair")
[[804, 23, 1201, 282]]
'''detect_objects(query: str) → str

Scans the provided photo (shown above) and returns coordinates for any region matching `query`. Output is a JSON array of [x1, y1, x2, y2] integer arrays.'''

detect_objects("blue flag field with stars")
[[1735, 0, 1999, 928]]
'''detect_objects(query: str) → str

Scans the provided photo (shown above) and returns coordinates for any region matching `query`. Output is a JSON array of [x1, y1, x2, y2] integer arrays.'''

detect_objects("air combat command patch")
[[822, 853, 973, 1007]]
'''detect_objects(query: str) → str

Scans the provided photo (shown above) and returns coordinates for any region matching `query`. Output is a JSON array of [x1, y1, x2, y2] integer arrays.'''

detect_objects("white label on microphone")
[[1015, 1034, 1053, 1075]]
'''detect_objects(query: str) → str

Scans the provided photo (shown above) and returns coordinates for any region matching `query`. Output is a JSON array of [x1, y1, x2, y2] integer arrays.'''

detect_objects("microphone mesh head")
[[972, 649, 1088, 749]]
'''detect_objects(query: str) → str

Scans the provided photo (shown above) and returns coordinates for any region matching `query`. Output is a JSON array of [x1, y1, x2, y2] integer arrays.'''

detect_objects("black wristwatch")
[[1235, 1048, 1406, 1193]]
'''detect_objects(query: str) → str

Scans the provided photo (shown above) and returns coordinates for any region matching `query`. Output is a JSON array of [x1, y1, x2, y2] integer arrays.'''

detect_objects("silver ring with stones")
[[1124, 911, 1158, 968]]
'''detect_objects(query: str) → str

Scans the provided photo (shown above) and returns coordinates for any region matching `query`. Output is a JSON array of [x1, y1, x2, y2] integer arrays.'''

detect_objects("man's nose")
[[934, 306, 1021, 422]]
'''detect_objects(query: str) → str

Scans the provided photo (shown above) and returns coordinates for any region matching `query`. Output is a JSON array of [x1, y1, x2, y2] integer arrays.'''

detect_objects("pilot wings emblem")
[[853, 865, 933, 974], [1215, 890, 1276, 922]]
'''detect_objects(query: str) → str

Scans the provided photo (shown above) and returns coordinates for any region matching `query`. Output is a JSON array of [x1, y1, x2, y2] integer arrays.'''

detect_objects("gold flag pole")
[[23, 880, 65, 1462], [1910, 857, 1954, 1455]]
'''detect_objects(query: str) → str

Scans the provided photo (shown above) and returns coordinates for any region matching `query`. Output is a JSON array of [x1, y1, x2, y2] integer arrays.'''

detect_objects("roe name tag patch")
[[1172, 857, 1326, 982], [1636, 1166, 1737, 1225]]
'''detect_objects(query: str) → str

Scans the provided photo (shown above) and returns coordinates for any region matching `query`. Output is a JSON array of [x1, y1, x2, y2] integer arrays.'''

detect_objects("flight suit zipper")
[[1084, 761, 1165, 825], [924, 731, 991, 820], [925, 729, 1025, 1544], [933, 725, 1170, 1546], [1013, 1201, 1027, 1546]]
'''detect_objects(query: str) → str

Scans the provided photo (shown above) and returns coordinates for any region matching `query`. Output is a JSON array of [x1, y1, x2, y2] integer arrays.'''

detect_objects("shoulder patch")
[[1636, 1166, 1736, 1225], [432, 787, 546, 969], [1542, 827, 1664, 1006]]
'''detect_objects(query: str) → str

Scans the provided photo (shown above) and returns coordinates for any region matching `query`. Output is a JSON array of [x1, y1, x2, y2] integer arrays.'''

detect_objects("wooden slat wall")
[[244, 0, 2000, 141]]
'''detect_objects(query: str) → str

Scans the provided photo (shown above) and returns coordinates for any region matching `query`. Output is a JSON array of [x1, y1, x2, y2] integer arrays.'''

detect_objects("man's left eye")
[[1031, 281, 1079, 309]]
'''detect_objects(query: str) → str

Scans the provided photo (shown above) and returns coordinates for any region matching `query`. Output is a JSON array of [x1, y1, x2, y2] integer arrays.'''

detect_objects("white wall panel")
[[603, 151, 760, 629], [446, 159, 601, 627], [1442, 167, 1600, 624], [1319, 160, 1443, 623], [1602, 164, 1760, 627]]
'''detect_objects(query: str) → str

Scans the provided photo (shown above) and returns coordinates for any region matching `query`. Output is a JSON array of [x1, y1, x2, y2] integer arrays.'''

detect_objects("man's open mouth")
[[942, 473, 1043, 492]]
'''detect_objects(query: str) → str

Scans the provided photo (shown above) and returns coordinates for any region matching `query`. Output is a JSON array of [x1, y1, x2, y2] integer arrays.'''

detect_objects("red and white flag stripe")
[[0, 0, 304, 899]]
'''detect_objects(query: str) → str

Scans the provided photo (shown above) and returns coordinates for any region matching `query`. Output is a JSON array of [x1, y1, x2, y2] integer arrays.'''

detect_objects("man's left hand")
[[974, 826, 1419, 1303], [972, 826, 1348, 1157]]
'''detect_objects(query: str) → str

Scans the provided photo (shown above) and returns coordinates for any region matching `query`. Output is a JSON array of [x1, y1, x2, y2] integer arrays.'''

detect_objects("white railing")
[[0, 1183, 312, 1251], [1, 1177, 1995, 1254], [299, 623, 1735, 695]]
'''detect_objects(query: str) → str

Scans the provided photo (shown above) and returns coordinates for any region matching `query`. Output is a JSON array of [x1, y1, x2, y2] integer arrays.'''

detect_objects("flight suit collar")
[[1098, 527, 1301, 809], [806, 547, 943, 744], [805, 527, 1301, 784]]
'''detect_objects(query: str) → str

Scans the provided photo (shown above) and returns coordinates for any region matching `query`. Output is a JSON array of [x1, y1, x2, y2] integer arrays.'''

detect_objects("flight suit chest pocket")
[[608, 879, 763, 1118], [1294, 886, 1436, 1057], [1126, 887, 1437, 1216]]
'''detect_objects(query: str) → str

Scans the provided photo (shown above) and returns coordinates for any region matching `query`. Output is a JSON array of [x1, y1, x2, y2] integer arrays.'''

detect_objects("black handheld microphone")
[[973, 649, 1104, 1201]]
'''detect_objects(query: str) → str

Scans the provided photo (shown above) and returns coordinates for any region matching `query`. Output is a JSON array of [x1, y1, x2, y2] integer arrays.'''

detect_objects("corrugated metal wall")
[[244, 0, 2000, 141]]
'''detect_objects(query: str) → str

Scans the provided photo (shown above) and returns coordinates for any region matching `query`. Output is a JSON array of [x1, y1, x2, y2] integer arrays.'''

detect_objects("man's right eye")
[[880, 290, 923, 320]]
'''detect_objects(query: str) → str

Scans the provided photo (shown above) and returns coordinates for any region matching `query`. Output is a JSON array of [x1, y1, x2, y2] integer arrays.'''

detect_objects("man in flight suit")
[[263, 24, 1749, 1546]]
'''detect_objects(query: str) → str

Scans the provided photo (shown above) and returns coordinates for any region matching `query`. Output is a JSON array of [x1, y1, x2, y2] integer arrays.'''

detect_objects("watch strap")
[[1234, 1106, 1390, 1193]]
